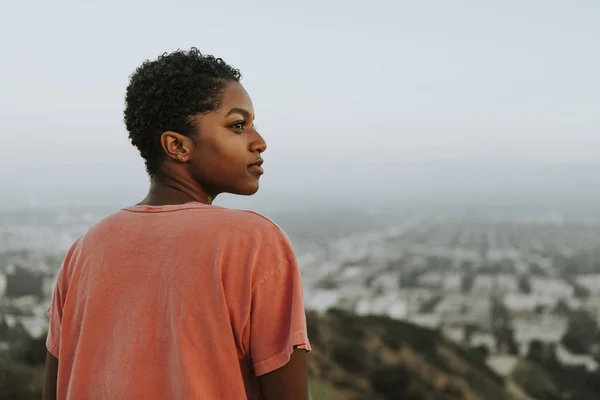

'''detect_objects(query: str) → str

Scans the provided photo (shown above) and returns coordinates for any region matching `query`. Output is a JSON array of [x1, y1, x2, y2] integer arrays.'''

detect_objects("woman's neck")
[[138, 174, 215, 206]]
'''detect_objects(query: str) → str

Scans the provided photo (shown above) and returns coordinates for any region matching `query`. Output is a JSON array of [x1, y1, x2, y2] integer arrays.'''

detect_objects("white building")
[[397, 288, 436, 315], [576, 274, 600, 295], [20, 316, 48, 339], [387, 298, 409, 319], [436, 294, 491, 330], [372, 271, 401, 292], [442, 272, 463, 292], [417, 272, 443, 288], [530, 277, 574, 300], [442, 325, 466, 344], [472, 274, 518, 295], [582, 295, 600, 325], [407, 313, 441, 330], [513, 315, 568, 355], [555, 344, 599, 372], [0, 274, 6, 298], [504, 293, 558, 314], [11, 295, 39, 310]]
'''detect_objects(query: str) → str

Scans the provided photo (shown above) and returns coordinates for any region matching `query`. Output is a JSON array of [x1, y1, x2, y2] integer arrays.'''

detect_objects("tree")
[[562, 310, 600, 354], [461, 273, 475, 293], [572, 282, 590, 299], [8, 329, 48, 367], [472, 344, 490, 361], [554, 300, 570, 315], [5, 266, 44, 298], [518, 276, 531, 294], [534, 305, 546, 315], [526, 340, 545, 365]]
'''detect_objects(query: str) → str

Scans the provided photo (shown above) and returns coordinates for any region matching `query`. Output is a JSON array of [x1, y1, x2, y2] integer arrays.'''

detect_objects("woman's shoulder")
[[226, 209, 280, 229], [221, 208, 289, 239]]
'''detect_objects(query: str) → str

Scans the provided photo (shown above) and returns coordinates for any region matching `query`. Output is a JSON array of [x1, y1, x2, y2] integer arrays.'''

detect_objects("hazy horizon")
[[5, 160, 600, 218]]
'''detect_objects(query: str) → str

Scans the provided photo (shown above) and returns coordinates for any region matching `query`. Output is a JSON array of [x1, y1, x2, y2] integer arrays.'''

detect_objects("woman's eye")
[[231, 121, 244, 131]]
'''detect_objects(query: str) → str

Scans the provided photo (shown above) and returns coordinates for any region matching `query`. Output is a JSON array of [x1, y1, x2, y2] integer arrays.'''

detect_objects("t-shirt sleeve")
[[46, 267, 66, 358], [46, 239, 79, 358], [249, 229, 311, 376]]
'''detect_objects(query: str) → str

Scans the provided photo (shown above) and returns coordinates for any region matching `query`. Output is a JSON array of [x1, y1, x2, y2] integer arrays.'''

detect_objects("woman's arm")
[[257, 347, 310, 400], [249, 223, 312, 399], [42, 351, 58, 400]]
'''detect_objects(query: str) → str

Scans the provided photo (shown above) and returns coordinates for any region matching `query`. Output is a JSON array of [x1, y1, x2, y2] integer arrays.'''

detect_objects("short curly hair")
[[124, 48, 242, 176]]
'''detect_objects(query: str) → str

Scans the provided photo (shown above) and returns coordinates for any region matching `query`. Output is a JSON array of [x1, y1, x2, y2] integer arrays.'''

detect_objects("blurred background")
[[1, 1, 600, 398]]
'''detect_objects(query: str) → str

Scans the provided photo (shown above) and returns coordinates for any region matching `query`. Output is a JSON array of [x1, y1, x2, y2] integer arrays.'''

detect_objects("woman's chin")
[[232, 182, 260, 196]]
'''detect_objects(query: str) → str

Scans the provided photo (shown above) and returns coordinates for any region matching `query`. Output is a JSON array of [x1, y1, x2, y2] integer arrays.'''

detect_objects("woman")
[[43, 48, 311, 400]]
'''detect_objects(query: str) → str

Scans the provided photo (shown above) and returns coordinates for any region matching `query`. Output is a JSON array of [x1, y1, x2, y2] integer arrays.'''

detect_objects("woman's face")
[[170, 81, 267, 197]]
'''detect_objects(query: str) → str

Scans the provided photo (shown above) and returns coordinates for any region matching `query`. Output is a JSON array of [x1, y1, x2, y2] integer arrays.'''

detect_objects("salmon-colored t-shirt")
[[46, 202, 311, 399]]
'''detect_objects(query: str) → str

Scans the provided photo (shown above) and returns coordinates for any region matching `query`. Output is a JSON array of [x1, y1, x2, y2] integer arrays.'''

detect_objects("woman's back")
[[46, 202, 310, 399]]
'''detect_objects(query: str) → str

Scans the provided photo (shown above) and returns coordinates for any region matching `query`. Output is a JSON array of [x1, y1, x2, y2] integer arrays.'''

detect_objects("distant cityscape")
[[299, 212, 600, 377], [2, 206, 600, 381]]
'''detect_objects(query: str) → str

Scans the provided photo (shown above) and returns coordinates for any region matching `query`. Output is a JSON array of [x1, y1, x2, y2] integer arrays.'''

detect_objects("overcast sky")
[[1, 0, 599, 209]]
